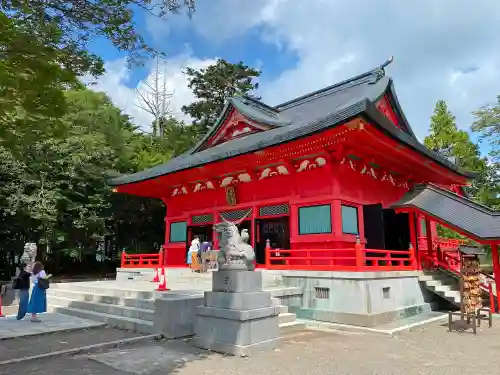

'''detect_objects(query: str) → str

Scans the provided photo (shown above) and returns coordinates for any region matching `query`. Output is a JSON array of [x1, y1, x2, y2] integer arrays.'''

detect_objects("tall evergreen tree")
[[182, 59, 261, 136], [472, 95, 500, 209], [424, 100, 495, 238], [425, 100, 490, 197]]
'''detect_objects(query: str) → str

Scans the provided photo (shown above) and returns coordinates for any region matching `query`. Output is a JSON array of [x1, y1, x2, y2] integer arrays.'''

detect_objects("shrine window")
[[341, 205, 359, 235], [420, 218, 427, 236], [298, 204, 332, 234], [170, 221, 187, 243]]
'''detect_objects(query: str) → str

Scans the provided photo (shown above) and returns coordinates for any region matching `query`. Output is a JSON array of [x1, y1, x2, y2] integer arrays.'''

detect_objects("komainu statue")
[[21, 242, 37, 271], [215, 215, 255, 271]]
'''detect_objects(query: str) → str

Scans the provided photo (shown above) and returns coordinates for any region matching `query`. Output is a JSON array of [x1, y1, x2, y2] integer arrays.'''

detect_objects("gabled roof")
[[190, 96, 291, 153], [391, 184, 500, 241], [109, 59, 474, 187]]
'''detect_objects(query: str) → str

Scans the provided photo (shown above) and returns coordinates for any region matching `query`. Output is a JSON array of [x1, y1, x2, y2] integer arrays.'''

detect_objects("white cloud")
[[161, 0, 500, 141], [86, 53, 216, 130], [93, 0, 500, 143]]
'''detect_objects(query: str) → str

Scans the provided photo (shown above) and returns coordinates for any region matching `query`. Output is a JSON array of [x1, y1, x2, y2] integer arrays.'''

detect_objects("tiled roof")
[[391, 184, 500, 240], [109, 61, 473, 187]]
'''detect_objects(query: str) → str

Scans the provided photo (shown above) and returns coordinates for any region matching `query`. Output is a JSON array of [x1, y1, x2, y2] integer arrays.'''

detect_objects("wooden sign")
[[225, 186, 237, 206]]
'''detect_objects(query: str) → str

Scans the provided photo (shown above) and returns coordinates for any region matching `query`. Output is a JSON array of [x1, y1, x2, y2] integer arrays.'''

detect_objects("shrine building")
[[110, 59, 500, 326]]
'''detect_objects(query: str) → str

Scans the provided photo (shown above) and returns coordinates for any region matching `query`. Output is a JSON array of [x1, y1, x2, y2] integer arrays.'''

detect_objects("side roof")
[[109, 60, 473, 187], [391, 184, 500, 240]]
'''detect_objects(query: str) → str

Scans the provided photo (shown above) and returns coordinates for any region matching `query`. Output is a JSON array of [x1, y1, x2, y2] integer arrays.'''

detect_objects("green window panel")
[[298, 205, 332, 235], [341, 205, 359, 235], [170, 221, 187, 243], [420, 218, 427, 236]]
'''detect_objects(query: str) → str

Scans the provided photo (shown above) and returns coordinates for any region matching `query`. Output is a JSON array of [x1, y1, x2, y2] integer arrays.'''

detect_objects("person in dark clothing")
[[14, 263, 31, 320]]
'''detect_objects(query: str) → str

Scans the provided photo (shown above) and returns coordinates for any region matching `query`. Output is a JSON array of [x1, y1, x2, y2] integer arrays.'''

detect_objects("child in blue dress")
[[28, 261, 49, 323]]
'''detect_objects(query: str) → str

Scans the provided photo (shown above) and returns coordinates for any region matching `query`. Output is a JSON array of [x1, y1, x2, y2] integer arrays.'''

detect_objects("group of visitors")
[[187, 237, 213, 272], [13, 261, 50, 322]]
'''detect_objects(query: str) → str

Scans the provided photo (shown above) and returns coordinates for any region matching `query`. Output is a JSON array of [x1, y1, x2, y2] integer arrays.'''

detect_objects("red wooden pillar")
[[164, 219, 170, 266], [491, 242, 500, 306], [408, 212, 419, 270], [250, 206, 257, 251], [212, 210, 219, 250], [425, 217, 434, 268]]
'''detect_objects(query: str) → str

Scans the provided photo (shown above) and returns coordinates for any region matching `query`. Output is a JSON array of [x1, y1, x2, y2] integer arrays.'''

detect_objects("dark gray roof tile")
[[391, 184, 500, 240], [109, 61, 474, 187]]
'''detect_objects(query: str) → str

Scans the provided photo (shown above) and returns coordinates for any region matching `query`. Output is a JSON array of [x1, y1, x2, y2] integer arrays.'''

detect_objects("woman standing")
[[27, 261, 48, 322], [14, 263, 31, 320]]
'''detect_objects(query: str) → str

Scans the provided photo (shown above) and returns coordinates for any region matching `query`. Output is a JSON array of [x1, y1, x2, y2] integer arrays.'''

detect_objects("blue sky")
[[88, 0, 500, 157]]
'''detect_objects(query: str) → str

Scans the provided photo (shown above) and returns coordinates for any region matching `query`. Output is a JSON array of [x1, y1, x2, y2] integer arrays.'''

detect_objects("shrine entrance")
[[188, 224, 213, 244], [362, 204, 410, 250], [383, 210, 410, 251], [255, 217, 290, 265]]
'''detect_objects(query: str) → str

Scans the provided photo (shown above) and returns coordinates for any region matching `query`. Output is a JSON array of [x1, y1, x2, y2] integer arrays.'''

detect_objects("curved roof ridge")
[[275, 57, 394, 111]]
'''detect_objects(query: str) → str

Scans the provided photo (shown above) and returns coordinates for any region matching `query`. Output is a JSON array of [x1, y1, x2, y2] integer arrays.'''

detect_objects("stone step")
[[432, 284, 453, 293], [275, 305, 288, 314], [444, 290, 461, 299], [50, 283, 155, 300], [434, 290, 460, 304], [279, 321, 307, 334], [271, 297, 281, 306], [51, 305, 155, 334], [278, 312, 297, 325], [419, 274, 456, 283], [46, 289, 155, 310], [49, 296, 155, 322], [423, 279, 457, 287]]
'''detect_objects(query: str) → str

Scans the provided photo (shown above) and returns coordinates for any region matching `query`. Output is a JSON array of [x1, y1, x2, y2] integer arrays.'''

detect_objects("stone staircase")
[[419, 269, 493, 310], [48, 283, 156, 333], [272, 297, 306, 333], [418, 270, 461, 306], [48, 282, 305, 335]]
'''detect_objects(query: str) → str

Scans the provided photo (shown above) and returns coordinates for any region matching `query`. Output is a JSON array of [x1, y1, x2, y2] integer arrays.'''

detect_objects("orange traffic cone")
[[156, 267, 169, 291], [0, 293, 4, 318], [151, 268, 159, 283]]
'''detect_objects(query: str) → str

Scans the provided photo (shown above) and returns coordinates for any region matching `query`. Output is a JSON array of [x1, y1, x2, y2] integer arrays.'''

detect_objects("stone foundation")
[[272, 270, 430, 327], [193, 270, 281, 356]]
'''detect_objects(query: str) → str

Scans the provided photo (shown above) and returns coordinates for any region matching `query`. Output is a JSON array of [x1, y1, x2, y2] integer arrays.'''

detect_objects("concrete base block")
[[212, 270, 262, 293], [195, 270, 280, 356], [194, 313, 280, 356], [154, 294, 204, 338], [204, 291, 272, 310]]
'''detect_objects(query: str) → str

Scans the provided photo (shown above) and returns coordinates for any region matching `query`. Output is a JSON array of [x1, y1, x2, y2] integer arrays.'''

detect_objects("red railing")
[[120, 249, 163, 269], [265, 241, 417, 272]]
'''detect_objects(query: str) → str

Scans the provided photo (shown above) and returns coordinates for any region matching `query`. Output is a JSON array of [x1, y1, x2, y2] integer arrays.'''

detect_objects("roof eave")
[[362, 102, 476, 180], [108, 100, 369, 187], [385, 80, 418, 139]]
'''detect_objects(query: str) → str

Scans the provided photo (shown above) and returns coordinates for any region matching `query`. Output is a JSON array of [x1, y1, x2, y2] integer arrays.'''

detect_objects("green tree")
[[182, 59, 261, 135], [0, 1, 195, 121], [0, 89, 167, 275], [424, 100, 494, 238], [472, 95, 500, 209], [425, 100, 489, 192]]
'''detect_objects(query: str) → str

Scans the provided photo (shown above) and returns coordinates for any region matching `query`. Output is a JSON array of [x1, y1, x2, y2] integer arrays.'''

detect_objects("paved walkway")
[[0, 327, 143, 363], [2, 321, 500, 375], [0, 313, 104, 340]]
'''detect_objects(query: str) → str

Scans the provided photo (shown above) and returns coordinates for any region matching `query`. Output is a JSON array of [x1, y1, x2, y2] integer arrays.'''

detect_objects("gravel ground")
[[3, 321, 500, 375], [0, 327, 143, 362]]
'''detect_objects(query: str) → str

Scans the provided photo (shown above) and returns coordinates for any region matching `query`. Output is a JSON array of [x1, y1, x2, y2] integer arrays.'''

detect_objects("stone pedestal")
[[193, 270, 281, 356]]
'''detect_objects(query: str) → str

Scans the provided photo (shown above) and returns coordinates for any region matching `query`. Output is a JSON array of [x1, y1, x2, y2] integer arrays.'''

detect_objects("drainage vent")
[[314, 287, 330, 299]]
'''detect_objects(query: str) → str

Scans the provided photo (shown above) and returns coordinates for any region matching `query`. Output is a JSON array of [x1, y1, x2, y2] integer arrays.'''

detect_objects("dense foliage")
[[424, 100, 500, 240]]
